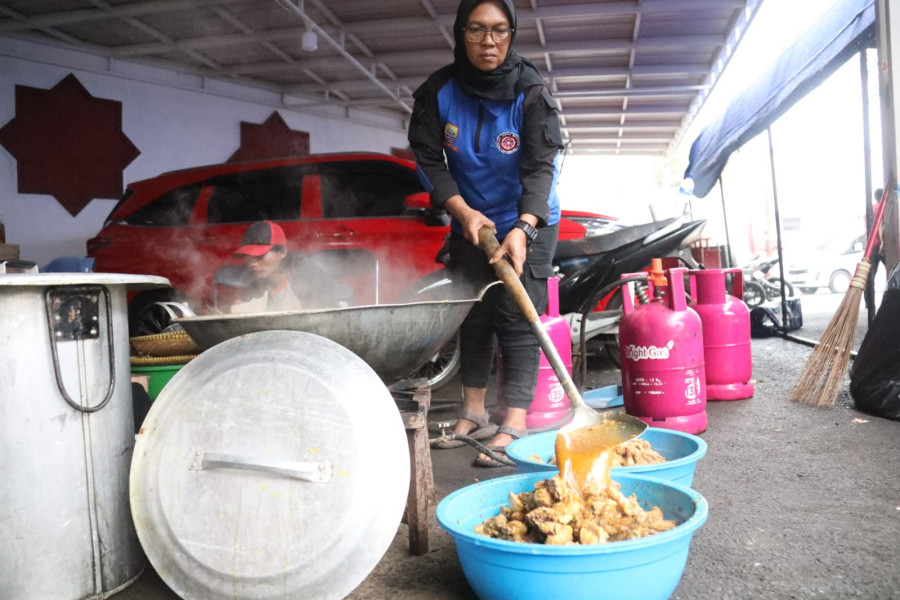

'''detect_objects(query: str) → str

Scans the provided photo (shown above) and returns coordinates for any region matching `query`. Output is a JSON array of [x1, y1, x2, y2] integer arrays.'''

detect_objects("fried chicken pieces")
[[615, 437, 666, 466], [475, 475, 677, 545]]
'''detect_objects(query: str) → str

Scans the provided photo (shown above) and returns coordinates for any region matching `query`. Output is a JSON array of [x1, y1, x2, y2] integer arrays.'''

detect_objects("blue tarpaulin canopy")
[[685, 0, 876, 198]]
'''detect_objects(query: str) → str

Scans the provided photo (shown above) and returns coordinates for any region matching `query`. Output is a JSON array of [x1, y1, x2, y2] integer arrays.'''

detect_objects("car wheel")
[[408, 331, 460, 390], [799, 287, 818, 295], [829, 270, 852, 294]]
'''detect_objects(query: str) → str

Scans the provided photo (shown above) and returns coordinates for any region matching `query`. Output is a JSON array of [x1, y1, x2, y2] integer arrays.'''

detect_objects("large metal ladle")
[[479, 227, 647, 443]]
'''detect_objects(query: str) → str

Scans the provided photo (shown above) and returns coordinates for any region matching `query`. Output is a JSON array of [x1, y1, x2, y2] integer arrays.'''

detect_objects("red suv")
[[88, 153, 615, 323]]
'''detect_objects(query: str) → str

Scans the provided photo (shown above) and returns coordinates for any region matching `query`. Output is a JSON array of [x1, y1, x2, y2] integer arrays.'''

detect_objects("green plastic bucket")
[[131, 364, 184, 401]]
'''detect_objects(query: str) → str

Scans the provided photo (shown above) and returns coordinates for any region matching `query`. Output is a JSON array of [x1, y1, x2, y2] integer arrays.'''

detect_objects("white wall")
[[0, 37, 410, 266]]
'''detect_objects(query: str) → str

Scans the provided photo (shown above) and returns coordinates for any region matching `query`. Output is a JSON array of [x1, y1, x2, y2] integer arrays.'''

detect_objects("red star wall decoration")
[[227, 111, 310, 163], [0, 74, 140, 217]]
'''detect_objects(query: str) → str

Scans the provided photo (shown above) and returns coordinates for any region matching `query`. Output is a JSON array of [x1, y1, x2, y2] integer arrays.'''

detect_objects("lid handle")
[[191, 451, 332, 484]]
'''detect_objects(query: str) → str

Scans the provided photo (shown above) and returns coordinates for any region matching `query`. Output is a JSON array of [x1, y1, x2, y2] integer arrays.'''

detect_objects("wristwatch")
[[512, 220, 538, 246]]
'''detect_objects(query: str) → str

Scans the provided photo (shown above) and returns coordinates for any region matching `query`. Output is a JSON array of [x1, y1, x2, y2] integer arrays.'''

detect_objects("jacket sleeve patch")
[[444, 123, 459, 152]]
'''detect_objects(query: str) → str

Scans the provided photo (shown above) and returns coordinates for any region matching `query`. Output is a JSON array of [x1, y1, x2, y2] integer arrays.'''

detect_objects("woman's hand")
[[445, 195, 495, 246], [491, 228, 528, 276], [461, 210, 496, 247]]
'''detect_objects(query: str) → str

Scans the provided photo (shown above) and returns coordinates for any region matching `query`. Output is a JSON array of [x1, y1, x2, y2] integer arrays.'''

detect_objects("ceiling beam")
[[106, 28, 724, 60], [342, 1, 747, 35], [518, 36, 725, 58], [553, 85, 708, 99], [551, 64, 711, 79], [669, 0, 760, 153], [565, 136, 673, 144], [272, 0, 411, 114], [86, 0, 226, 73], [208, 4, 350, 102], [569, 146, 668, 154], [202, 34, 721, 77], [0, 0, 249, 33], [0, 4, 85, 45], [564, 121, 681, 132], [0, 0, 753, 159], [279, 63, 709, 95], [561, 105, 690, 118]]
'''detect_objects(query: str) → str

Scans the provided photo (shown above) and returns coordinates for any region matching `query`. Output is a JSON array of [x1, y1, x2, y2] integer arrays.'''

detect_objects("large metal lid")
[[0, 272, 169, 289], [130, 330, 410, 600]]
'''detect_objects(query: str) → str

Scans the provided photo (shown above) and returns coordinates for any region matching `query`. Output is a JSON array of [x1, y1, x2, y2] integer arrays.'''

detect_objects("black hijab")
[[452, 0, 545, 100]]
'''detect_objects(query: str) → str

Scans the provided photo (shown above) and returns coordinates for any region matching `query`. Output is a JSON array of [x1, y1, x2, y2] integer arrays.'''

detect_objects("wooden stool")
[[390, 379, 436, 556]]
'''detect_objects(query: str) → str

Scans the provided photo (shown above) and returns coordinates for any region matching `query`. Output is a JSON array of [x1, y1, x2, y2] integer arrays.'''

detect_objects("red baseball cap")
[[234, 220, 287, 256]]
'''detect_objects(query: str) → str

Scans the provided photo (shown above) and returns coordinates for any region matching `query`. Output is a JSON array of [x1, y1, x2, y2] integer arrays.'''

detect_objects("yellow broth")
[[555, 421, 631, 497]]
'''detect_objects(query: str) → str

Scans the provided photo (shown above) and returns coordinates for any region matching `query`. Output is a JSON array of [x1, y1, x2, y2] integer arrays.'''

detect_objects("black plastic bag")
[[850, 269, 900, 420], [750, 297, 803, 338]]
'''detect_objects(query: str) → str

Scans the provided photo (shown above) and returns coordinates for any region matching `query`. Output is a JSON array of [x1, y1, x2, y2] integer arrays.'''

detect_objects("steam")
[[125, 159, 449, 313]]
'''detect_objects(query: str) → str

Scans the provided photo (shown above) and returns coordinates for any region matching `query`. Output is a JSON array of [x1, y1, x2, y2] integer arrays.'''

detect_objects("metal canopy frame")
[[0, 0, 760, 156]]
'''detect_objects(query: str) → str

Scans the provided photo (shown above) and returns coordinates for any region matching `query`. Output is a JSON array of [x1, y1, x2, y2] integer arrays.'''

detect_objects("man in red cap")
[[230, 220, 334, 313]]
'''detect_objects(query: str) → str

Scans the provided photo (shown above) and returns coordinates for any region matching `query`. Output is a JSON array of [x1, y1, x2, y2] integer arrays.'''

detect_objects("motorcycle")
[[741, 256, 795, 308], [405, 215, 709, 389]]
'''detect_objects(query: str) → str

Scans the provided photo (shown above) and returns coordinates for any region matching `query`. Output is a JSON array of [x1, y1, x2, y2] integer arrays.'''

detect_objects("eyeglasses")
[[463, 26, 513, 43]]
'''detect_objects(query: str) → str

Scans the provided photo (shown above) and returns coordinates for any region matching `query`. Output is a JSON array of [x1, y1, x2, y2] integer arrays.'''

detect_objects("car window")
[[318, 160, 423, 219], [813, 234, 865, 256], [124, 184, 201, 226], [206, 167, 305, 224]]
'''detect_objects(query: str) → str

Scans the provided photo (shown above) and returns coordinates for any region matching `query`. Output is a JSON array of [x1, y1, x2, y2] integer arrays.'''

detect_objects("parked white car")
[[787, 234, 867, 294]]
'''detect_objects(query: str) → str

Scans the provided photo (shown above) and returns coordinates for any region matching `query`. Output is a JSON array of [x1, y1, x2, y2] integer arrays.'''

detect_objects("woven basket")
[[130, 354, 197, 366], [130, 330, 200, 357]]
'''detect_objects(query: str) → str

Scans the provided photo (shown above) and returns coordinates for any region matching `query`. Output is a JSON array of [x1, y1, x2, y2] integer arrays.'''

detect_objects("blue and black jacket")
[[408, 65, 563, 239]]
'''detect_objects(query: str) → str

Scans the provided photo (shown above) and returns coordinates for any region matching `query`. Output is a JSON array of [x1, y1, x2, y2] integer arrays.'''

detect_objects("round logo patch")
[[496, 132, 520, 154]]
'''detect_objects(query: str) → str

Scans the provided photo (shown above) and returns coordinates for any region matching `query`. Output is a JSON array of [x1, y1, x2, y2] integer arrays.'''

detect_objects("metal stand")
[[390, 379, 436, 556]]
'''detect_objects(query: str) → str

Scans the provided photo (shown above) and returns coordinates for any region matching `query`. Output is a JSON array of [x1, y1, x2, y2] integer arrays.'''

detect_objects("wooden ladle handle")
[[478, 226, 586, 409], [478, 227, 542, 324]]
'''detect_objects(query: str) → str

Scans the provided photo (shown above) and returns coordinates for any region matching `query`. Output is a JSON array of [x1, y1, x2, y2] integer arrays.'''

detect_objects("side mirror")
[[405, 191, 450, 227], [404, 192, 431, 210]]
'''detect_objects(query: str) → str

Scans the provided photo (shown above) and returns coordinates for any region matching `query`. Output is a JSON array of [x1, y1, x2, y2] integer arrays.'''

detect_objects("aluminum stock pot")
[[130, 329, 410, 600], [0, 272, 169, 600]]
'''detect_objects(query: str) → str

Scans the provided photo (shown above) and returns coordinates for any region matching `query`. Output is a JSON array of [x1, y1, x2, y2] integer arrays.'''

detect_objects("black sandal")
[[473, 425, 526, 467], [431, 411, 499, 449]]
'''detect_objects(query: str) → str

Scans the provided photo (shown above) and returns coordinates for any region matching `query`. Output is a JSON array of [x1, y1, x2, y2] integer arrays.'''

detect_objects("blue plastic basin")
[[505, 427, 707, 487], [583, 384, 623, 409], [437, 472, 709, 600]]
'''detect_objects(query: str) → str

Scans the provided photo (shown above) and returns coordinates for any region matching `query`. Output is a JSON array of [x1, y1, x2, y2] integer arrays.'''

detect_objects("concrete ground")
[[119, 291, 900, 600]]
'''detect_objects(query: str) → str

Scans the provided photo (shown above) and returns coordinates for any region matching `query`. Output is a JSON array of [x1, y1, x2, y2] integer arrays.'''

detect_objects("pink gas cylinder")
[[619, 259, 708, 434], [497, 277, 572, 430], [526, 276, 572, 429], [689, 268, 754, 400]]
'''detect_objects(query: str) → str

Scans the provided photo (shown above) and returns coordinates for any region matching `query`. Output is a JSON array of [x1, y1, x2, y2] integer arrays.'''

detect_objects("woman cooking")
[[408, 0, 564, 467]]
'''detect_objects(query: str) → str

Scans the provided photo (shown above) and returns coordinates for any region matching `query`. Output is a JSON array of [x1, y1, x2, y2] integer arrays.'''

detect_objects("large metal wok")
[[176, 281, 495, 383]]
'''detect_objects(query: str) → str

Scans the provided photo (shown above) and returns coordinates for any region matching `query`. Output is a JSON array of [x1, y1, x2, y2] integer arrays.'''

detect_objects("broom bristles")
[[789, 259, 870, 407]]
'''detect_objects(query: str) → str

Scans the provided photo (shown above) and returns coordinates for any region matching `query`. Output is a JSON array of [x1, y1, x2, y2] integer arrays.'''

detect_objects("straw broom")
[[789, 183, 893, 407]]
